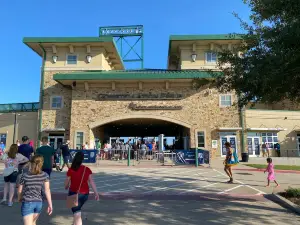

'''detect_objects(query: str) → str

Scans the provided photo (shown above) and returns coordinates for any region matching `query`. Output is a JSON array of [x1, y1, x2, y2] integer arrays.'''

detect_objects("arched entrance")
[[90, 114, 192, 150]]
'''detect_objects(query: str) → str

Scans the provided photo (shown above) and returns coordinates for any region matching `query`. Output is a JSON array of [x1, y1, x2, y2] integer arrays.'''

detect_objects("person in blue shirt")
[[18, 136, 34, 160], [17, 136, 34, 187]]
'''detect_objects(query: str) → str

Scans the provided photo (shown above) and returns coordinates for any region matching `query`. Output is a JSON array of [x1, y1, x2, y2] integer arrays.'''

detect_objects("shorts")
[[63, 155, 70, 163], [21, 202, 43, 217], [68, 191, 89, 214], [42, 168, 52, 177], [4, 171, 18, 183]]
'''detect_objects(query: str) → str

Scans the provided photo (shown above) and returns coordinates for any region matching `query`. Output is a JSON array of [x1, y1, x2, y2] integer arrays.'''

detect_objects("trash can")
[[241, 153, 249, 162]]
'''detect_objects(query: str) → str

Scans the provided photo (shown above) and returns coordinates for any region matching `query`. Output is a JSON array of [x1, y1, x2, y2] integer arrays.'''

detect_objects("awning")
[[218, 127, 242, 131], [42, 128, 65, 132], [247, 128, 287, 131]]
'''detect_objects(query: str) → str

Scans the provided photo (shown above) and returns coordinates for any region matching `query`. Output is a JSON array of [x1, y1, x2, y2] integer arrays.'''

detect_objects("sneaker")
[[0, 199, 6, 205], [7, 202, 13, 207]]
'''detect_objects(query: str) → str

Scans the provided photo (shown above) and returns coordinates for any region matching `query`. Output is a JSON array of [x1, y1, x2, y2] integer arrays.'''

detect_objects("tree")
[[213, 0, 300, 107]]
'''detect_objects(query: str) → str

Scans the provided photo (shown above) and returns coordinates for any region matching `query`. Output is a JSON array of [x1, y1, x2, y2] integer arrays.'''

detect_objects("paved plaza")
[[0, 162, 300, 224]]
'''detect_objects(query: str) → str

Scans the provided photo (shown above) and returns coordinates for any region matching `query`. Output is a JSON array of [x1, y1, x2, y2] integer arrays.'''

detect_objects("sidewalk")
[[1, 197, 299, 225]]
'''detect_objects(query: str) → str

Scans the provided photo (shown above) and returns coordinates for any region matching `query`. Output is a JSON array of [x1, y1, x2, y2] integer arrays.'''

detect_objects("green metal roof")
[[169, 34, 243, 41], [53, 69, 217, 81], [0, 102, 40, 113], [23, 36, 114, 43]]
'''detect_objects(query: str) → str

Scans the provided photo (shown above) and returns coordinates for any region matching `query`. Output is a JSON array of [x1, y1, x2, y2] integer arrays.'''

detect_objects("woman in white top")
[[0, 144, 28, 206]]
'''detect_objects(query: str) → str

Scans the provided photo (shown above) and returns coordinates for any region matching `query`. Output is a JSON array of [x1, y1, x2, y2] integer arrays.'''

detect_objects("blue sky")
[[0, 0, 250, 104]]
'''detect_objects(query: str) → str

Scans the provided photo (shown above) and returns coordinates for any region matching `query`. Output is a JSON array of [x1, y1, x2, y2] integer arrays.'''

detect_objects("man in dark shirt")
[[18, 136, 34, 160], [36, 136, 56, 177], [60, 140, 71, 171]]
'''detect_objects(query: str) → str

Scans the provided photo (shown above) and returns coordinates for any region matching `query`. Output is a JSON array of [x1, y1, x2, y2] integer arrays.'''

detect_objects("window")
[[220, 95, 232, 107], [197, 131, 205, 148], [205, 52, 217, 63], [51, 96, 63, 109], [261, 133, 278, 148], [67, 54, 77, 65], [76, 132, 84, 149]]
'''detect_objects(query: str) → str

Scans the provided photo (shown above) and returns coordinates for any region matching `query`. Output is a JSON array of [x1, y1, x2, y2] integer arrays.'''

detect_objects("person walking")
[[18, 155, 53, 225], [0, 144, 28, 206], [60, 140, 71, 171], [36, 136, 56, 177], [64, 152, 99, 225], [264, 157, 279, 187], [18, 136, 34, 160], [223, 142, 239, 183]]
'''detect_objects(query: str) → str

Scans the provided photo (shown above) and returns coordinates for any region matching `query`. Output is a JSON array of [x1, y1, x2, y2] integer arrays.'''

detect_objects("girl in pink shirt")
[[264, 158, 279, 187]]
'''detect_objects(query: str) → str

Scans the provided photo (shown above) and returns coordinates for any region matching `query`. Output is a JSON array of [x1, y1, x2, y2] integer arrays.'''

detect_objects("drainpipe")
[[239, 104, 246, 154], [38, 44, 46, 147]]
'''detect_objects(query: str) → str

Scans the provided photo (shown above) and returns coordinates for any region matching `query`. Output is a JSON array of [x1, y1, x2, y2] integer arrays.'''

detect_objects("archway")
[[90, 114, 192, 150]]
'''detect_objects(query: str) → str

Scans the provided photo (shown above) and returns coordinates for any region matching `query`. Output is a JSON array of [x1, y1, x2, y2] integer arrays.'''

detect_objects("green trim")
[[0, 102, 39, 113], [38, 44, 46, 146], [53, 70, 217, 81], [169, 34, 243, 41], [247, 108, 300, 112], [23, 36, 114, 43]]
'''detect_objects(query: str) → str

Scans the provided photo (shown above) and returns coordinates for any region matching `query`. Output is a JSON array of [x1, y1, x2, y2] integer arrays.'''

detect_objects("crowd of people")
[[99, 140, 157, 160], [0, 136, 99, 225]]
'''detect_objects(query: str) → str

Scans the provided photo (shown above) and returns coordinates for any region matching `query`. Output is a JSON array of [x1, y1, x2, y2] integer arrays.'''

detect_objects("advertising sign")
[[212, 140, 218, 148], [175, 149, 209, 165]]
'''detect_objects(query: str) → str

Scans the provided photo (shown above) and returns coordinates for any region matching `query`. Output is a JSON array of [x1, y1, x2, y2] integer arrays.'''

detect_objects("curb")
[[265, 194, 300, 215]]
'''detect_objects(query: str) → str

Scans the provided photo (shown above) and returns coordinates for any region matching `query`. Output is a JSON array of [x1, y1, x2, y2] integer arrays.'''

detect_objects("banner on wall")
[[174, 149, 209, 165]]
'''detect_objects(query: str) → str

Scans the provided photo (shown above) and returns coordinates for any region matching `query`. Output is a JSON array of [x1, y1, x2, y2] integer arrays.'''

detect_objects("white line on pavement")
[[143, 171, 214, 194], [107, 171, 213, 192], [50, 168, 204, 191], [218, 185, 244, 194], [213, 169, 266, 195]]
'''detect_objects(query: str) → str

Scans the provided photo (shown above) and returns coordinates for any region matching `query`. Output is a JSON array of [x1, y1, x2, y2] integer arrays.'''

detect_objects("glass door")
[[48, 136, 64, 150], [221, 136, 237, 156], [247, 137, 260, 156]]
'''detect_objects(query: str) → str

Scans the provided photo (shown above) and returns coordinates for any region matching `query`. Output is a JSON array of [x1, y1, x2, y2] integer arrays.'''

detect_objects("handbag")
[[66, 167, 86, 209]]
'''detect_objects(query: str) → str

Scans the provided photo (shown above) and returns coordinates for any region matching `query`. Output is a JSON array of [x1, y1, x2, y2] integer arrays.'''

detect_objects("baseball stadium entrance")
[[91, 117, 191, 164]]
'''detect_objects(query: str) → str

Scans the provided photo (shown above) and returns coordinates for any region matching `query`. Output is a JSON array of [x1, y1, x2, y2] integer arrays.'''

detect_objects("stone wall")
[[68, 85, 241, 157], [42, 71, 72, 139]]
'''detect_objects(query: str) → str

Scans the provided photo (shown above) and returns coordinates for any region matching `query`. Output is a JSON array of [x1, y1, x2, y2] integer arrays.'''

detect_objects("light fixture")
[[191, 53, 197, 62], [52, 55, 58, 63], [86, 55, 92, 63]]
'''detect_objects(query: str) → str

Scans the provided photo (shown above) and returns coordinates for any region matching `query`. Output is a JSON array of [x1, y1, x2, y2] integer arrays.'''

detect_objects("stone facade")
[[41, 71, 72, 139], [63, 83, 241, 157]]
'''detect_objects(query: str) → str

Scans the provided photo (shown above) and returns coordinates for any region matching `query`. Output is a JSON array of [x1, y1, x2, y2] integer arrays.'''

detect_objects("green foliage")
[[246, 164, 300, 171], [214, 0, 300, 106], [285, 187, 300, 198]]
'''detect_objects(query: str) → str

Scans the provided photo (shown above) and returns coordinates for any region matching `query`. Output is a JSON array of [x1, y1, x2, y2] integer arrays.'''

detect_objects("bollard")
[[127, 149, 131, 166], [195, 148, 199, 167]]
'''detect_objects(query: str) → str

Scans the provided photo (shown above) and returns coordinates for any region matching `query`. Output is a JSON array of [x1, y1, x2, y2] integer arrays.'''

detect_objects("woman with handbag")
[[18, 155, 53, 225], [223, 142, 239, 184], [0, 144, 28, 206], [64, 152, 99, 225]]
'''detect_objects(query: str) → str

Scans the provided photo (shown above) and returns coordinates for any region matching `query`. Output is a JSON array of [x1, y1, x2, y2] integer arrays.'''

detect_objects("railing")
[[0, 102, 40, 113], [54, 148, 211, 166]]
